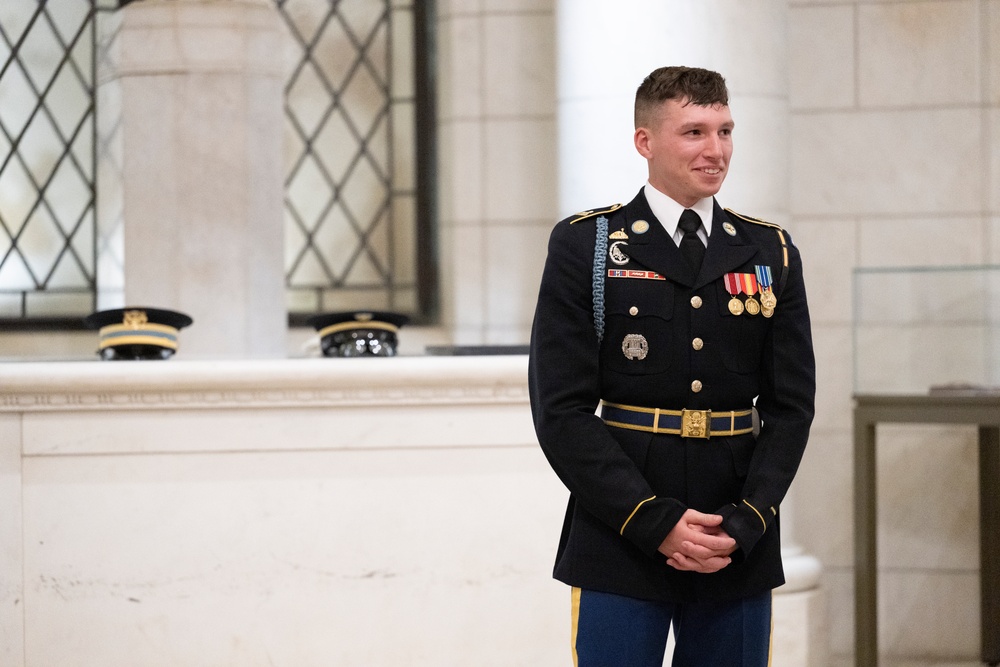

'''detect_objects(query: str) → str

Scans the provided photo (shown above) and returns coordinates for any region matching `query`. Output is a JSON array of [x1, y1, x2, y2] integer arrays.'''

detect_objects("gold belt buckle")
[[680, 409, 711, 439]]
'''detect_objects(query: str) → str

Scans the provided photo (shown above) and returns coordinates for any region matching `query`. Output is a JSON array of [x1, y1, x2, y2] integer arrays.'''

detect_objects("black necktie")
[[678, 209, 705, 272]]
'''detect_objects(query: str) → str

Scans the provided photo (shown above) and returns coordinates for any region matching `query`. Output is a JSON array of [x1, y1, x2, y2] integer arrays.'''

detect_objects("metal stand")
[[853, 393, 1000, 666]]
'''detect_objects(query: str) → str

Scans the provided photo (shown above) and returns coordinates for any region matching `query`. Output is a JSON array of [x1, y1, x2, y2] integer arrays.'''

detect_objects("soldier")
[[528, 66, 815, 666]]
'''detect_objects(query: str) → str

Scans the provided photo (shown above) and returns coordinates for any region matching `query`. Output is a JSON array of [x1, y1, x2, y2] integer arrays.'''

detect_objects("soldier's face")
[[634, 98, 734, 208]]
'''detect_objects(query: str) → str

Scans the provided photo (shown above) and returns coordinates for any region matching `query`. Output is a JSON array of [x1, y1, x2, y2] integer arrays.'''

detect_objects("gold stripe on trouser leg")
[[767, 591, 774, 667], [571, 587, 581, 667]]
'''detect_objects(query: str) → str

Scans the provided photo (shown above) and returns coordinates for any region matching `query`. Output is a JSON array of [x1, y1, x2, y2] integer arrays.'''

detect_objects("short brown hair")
[[634, 66, 729, 128]]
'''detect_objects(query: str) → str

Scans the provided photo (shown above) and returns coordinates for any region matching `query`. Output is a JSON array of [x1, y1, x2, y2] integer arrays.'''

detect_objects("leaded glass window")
[[0, 0, 435, 326]]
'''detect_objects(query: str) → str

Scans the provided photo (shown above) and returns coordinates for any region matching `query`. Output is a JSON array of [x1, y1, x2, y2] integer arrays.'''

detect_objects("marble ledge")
[[0, 356, 530, 413]]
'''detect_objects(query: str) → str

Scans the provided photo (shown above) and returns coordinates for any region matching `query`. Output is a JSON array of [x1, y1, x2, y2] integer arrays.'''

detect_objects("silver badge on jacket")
[[621, 333, 648, 360], [609, 241, 629, 266]]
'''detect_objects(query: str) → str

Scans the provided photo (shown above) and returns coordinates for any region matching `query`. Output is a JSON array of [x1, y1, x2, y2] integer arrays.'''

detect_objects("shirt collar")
[[643, 182, 714, 240]]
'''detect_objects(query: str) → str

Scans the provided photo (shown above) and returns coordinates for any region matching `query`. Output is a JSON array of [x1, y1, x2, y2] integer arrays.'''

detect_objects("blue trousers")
[[571, 587, 772, 667]]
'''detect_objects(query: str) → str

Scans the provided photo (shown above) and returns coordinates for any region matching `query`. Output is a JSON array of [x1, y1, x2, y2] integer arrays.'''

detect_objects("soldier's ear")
[[634, 127, 654, 159]]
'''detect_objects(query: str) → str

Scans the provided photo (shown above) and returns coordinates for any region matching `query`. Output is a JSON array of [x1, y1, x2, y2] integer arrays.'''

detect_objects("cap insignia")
[[123, 309, 148, 328]]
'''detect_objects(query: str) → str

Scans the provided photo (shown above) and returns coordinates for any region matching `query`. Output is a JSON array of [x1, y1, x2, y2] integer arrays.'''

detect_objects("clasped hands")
[[657, 509, 737, 573]]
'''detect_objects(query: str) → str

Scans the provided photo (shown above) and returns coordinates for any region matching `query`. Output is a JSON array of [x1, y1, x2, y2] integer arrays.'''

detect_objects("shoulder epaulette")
[[724, 208, 783, 230], [726, 208, 788, 268], [568, 203, 622, 224], [725, 209, 790, 294]]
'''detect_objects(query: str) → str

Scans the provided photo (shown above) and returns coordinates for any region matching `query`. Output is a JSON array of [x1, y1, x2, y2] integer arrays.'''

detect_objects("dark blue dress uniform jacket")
[[528, 189, 816, 603]]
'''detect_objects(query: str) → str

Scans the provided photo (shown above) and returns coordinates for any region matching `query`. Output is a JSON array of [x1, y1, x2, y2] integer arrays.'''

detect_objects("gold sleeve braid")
[[619, 496, 656, 535]]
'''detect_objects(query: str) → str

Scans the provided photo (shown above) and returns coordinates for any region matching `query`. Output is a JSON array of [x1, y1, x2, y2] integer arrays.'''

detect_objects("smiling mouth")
[[700, 168, 723, 175]]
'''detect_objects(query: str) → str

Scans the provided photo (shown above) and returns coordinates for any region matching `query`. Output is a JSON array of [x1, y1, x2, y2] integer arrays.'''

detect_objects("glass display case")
[[852, 265, 1000, 395]]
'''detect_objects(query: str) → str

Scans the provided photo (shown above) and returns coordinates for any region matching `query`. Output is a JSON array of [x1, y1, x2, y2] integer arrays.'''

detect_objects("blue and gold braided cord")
[[592, 215, 608, 343]]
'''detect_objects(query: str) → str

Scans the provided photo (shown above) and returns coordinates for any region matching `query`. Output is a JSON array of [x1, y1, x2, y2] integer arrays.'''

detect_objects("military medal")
[[755, 265, 778, 310], [723, 273, 744, 316], [740, 273, 761, 316]]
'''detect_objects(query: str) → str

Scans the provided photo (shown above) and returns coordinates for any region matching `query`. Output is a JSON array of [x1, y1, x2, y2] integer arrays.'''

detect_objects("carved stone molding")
[[0, 356, 530, 413]]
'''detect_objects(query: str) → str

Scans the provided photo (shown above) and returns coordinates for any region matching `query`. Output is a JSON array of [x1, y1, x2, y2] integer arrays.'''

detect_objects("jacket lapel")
[[694, 203, 759, 289], [617, 190, 696, 286]]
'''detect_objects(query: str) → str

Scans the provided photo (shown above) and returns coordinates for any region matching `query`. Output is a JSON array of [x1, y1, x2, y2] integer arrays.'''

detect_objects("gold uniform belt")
[[600, 401, 754, 439]]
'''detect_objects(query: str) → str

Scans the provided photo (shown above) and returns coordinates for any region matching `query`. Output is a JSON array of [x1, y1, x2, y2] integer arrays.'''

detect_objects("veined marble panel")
[[437, 15, 483, 121], [791, 109, 983, 217], [22, 445, 568, 666], [791, 217, 858, 325], [1, 356, 822, 665], [438, 120, 485, 224], [484, 118, 558, 222], [485, 224, 548, 339], [483, 13, 555, 117], [0, 414, 24, 666], [790, 5, 855, 110], [858, 1, 980, 108]]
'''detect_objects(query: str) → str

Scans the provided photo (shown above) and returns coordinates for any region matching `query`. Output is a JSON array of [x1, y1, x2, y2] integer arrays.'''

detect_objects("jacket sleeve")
[[528, 220, 686, 557], [717, 229, 816, 555]]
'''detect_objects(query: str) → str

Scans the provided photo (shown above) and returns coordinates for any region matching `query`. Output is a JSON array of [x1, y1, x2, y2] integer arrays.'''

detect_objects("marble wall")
[[436, 0, 557, 345], [788, 0, 997, 663]]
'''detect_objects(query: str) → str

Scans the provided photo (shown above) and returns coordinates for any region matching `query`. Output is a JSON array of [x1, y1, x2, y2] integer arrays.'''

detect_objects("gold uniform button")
[[691, 380, 703, 393], [691, 296, 703, 309], [629, 306, 638, 316], [692, 337, 703, 350]]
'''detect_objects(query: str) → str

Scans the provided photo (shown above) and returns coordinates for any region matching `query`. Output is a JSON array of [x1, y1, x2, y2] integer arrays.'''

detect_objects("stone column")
[[557, 0, 789, 220], [556, 3, 825, 664], [107, 0, 287, 358]]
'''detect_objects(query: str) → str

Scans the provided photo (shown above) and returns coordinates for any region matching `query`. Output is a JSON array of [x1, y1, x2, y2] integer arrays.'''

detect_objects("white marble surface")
[[789, 5, 855, 110], [436, 5, 557, 345], [990, 1, 1000, 106], [857, 2, 980, 108], [791, 109, 984, 217], [22, 445, 567, 666], [3, 357, 569, 666], [482, 13, 555, 117], [483, 118, 558, 222], [991, 109, 1000, 213], [791, 217, 858, 324], [0, 414, 24, 667], [772, 589, 828, 667], [0, 356, 824, 666]]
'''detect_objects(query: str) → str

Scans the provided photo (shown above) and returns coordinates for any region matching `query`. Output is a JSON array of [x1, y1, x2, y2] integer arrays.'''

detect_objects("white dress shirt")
[[643, 182, 714, 248]]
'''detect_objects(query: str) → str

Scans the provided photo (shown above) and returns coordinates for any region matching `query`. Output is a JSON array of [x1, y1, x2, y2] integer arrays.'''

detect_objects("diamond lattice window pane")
[[312, 17, 360, 91], [0, 65, 36, 138], [0, 158, 36, 237], [281, 0, 423, 317], [312, 203, 356, 280], [0, 2, 96, 316]]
